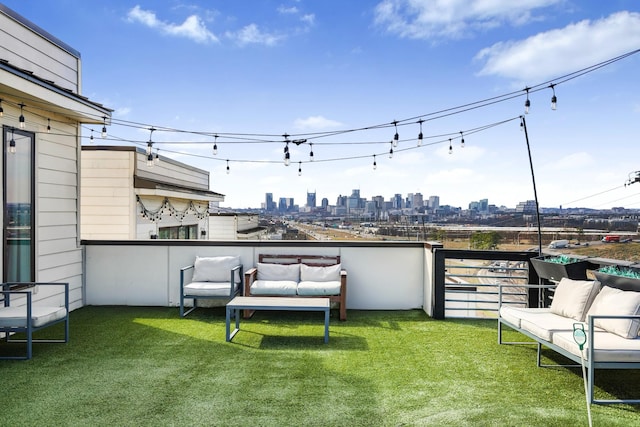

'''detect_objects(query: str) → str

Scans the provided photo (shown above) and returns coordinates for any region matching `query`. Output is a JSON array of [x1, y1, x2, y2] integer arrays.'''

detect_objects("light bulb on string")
[[284, 151, 291, 166], [309, 143, 314, 161], [0, 99, 3, 117], [146, 127, 155, 155], [19, 103, 25, 129], [8, 127, 16, 154], [154, 149, 160, 165], [47, 118, 51, 133], [147, 152, 154, 167], [90, 129, 94, 143], [524, 88, 530, 114], [417, 119, 424, 147], [550, 84, 557, 110], [101, 116, 107, 138], [392, 120, 399, 147], [298, 161, 302, 176], [213, 135, 218, 155], [389, 142, 394, 159], [460, 131, 465, 148], [373, 154, 377, 170], [448, 138, 452, 154], [226, 160, 230, 174]]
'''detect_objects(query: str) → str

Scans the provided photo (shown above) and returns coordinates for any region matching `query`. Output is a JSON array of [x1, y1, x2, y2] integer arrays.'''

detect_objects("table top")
[[227, 296, 330, 310]]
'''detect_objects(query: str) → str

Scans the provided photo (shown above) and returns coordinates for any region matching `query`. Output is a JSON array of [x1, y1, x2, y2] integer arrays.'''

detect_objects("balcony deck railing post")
[[433, 248, 446, 320]]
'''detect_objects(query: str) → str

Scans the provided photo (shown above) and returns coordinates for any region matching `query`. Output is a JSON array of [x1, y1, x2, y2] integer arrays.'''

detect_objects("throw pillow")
[[550, 278, 601, 321], [586, 286, 640, 339], [192, 256, 241, 283], [300, 263, 341, 282], [257, 262, 300, 282]]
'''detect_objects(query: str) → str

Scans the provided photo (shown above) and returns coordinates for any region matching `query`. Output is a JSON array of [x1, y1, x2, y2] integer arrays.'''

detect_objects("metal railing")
[[433, 249, 540, 319]]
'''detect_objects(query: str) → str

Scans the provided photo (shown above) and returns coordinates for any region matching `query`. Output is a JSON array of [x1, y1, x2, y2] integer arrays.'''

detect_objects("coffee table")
[[226, 296, 330, 343]]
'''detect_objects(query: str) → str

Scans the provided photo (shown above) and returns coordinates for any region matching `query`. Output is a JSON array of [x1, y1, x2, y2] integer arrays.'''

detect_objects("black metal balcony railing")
[[433, 249, 541, 320]]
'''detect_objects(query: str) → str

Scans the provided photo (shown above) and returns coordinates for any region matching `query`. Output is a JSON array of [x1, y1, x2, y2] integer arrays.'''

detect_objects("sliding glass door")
[[3, 125, 35, 283]]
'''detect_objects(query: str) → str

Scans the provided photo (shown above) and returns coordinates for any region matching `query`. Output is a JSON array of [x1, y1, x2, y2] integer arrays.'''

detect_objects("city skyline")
[[4, 1, 639, 210]]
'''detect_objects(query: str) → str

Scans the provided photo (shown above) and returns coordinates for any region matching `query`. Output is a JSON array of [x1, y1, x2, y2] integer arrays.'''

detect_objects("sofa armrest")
[[180, 265, 194, 294], [244, 267, 257, 296]]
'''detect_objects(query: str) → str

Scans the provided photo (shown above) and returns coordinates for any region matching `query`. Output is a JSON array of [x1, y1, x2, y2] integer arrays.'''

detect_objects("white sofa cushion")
[[192, 256, 241, 283], [257, 263, 300, 282], [520, 312, 580, 342], [499, 306, 551, 329], [300, 264, 341, 282], [250, 280, 298, 296], [550, 278, 601, 321], [0, 306, 67, 328], [586, 286, 640, 339], [184, 282, 237, 297], [553, 330, 640, 362], [297, 281, 342, 296]]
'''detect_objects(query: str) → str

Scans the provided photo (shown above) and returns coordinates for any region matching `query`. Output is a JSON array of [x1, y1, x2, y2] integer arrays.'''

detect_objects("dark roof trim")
[[134, 175, 224, 199], [0, 4, 81, 58], [0, 60, 112, 115]]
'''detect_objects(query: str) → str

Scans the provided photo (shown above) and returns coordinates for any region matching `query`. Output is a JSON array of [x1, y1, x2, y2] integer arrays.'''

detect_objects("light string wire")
[[1, 48, 638, 165]]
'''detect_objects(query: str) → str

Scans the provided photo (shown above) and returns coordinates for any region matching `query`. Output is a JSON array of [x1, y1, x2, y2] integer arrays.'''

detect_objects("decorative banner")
[[136, 195, 208, 222]]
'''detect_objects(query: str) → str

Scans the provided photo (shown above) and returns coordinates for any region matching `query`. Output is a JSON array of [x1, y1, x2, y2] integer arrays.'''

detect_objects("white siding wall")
[[135, 154, 209, 190], [0, 11, 79, 92], [209, 216, 238, 240], [81, 151, 134, 239]]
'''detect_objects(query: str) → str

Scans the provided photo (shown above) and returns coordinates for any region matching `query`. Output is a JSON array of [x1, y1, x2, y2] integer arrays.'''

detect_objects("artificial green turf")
[[1, 307, 639, 426]]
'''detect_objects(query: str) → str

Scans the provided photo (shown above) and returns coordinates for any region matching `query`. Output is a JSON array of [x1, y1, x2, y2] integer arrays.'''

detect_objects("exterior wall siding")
[[0, 8, 79, 92]]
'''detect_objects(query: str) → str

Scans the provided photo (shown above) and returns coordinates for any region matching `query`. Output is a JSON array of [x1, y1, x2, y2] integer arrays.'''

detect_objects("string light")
[[298, 161, 302, 176], [146, 127, 155, 156], [154, 148, 160, 165], [373, 154, 377, 170], [101, 116, 108, 138], [147, 152, 154, 167], [19, 103, 25, 128], [47, 118, 51, 133], [448, 138, 452, 154], [90, 129, 94, 143], [459, 131, 465, 148], [0, 99, 3, 117], [226, 159, 230, 174], [524, 88, 530, 114], [284, 151, 291, 166], [389, 142, 393, 159], [392, 120, 399, 147], [550, 84, 557, 110], [417, 119, 424, 147], [213, 134, 218, 155], [309, 143, 314, 161], [8, 127, 16, 154]]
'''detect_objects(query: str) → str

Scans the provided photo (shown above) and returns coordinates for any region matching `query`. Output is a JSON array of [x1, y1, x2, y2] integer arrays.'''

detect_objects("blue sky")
[[5, 1, 640, 210]]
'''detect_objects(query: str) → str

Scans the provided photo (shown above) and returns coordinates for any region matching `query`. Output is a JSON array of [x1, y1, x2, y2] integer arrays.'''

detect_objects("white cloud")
[[226, 24, 283, 46], [114, 106, 132, 117], [476, 12, 640, 82], [127, 5, 218, 44], [278, 6, 299, 15], [293, 115, 343, 130], [301, 14, 316, 26], [373, 0, 561, 40]]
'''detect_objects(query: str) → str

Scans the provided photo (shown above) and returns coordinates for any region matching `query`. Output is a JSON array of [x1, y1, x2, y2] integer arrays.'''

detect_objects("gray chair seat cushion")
[[0, 306, 68, 328], [184, 282, 236, 297]]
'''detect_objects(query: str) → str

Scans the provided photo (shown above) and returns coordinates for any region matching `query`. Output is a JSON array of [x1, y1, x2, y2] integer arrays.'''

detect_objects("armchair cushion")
[[257, 263, 300, 282], [550, 278, 601, 322], [586, 286, 640, 339], [184, 282, 237, 297], [300, 263, 341, 282], [192, 256, 241, 283], [0, 306, 68, 328]]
